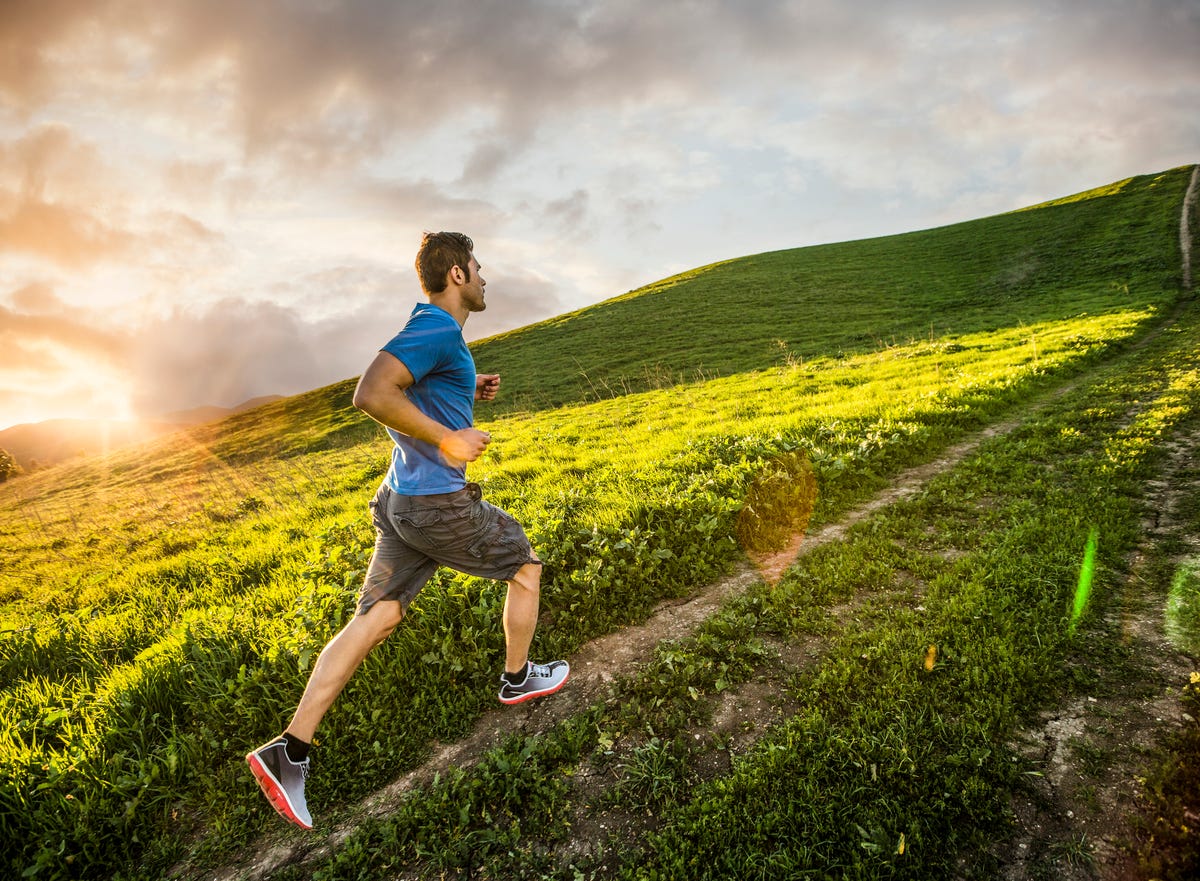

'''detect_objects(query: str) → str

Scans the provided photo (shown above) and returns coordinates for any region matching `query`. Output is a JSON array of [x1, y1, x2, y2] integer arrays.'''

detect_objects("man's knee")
[[510, 561, 542, 594], [360, 600, 404, 643]]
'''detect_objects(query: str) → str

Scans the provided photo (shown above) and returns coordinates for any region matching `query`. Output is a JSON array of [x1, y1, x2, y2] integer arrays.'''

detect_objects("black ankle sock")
[[502, 663, 529, 686], [281, 733, 310, 763]]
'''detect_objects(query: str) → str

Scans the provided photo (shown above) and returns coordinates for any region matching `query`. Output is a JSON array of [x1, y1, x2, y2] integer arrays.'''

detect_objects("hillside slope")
[[471, 168, 1189, 414], [26, 163, 1182, 475]]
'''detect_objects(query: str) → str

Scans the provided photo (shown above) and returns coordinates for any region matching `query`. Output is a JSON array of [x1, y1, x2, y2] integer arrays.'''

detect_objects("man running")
[[246, 231, 568, 829]]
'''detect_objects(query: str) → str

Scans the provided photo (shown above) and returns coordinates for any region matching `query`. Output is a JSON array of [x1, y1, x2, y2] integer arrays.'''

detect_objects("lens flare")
[[741, 450, 819, 586], [1069, 526, 1099, 634]]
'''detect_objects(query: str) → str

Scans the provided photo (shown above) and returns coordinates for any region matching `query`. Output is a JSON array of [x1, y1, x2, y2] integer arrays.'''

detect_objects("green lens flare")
[[1070, 526, 1099, 634]]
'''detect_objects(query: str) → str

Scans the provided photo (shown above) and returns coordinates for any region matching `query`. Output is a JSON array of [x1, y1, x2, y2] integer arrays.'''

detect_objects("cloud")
[[0, 282, 370, 425], [0, 250, 572, 429], [467, 264, 568, 342], [0, 197, 139, 268], [0, 124, 226, 271], [7, 280, 64, 313], [129, 299, 340, 413], [354, 178, 507, 238], [0, 0, 98, 109], [125, 271, 569, 414], [0, 2, 935, 178], [460, 140, 520, 187], [543, 189, 589, 236], [0, 124, 133, 266], [3, 1, 1196, 190], [0, 281, 136, 425], [0, 297, 128, 364]]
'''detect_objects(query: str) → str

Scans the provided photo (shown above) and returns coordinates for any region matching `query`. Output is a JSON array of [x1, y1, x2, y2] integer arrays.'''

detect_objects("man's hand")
[[439, 428, 492, 467], [476, 373, 501, 402]]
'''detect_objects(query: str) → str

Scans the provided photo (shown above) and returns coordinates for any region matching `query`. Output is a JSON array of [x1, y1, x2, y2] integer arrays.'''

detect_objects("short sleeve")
[[380, 311, 458, 383]]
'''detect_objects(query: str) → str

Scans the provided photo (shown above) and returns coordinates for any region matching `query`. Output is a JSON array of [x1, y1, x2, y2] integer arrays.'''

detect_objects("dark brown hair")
[[415, 231, 474, 294]]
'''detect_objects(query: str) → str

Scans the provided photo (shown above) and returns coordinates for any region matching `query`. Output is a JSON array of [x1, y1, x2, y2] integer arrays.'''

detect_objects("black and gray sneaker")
[[246, 737, 312, 829], [498, 660, 570, 705]]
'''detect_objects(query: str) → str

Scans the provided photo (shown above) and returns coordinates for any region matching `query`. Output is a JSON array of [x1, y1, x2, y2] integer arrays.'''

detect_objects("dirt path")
[[967, 175, 1200, 878], [1181, 164, 1199, 291]]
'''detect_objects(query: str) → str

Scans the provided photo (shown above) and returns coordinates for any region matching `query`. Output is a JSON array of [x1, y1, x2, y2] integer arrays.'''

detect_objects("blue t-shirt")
[[380, 303, 476, 495]]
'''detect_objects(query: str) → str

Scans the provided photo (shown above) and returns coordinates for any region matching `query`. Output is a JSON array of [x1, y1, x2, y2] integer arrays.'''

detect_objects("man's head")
[[415, 231, 475, 294]]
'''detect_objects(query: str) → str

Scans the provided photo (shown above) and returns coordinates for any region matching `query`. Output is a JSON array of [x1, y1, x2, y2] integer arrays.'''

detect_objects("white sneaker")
[[498, 660, 570, 705], [246, 738, 313, 829]]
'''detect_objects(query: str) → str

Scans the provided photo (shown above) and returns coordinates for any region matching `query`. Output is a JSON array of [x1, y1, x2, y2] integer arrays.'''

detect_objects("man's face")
[[462, 255, 487, 312]]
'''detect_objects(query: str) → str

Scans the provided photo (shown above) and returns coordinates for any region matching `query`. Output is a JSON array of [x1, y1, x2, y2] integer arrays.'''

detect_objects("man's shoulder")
[[382, 304, 470, 379]]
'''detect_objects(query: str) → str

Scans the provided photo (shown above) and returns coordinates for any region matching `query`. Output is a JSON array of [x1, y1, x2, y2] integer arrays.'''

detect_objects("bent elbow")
[[352, 382, 379, 416]]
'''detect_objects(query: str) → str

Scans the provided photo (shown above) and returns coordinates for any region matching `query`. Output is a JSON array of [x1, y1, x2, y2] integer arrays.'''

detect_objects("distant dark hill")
[[161, 394, 285, 426], [0, 420, 179, 471], [0, 395, 285, 471]]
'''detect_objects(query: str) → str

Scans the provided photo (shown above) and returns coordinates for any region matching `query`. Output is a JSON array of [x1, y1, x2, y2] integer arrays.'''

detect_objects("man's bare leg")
[[286, 599, 404, 742], [503, 561, 542, 674]]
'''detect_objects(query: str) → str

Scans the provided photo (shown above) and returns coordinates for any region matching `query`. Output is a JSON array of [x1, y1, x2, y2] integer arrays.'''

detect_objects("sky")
[[1, 0, 1198, 430]]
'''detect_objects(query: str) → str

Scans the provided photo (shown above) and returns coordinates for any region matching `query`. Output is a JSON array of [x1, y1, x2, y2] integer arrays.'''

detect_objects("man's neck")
[[427, 294, 468, 328]]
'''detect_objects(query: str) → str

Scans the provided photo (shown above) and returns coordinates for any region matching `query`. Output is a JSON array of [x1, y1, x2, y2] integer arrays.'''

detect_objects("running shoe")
[[246, 737, 312, 830], [498, 660, 570, 705]]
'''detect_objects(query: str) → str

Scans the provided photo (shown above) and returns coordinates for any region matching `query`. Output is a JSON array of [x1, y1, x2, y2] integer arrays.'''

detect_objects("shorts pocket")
[[392, 501, 491, 555]]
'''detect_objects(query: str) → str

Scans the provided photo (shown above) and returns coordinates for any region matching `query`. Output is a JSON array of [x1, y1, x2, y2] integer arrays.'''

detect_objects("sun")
[[0, 347, 139, 428]]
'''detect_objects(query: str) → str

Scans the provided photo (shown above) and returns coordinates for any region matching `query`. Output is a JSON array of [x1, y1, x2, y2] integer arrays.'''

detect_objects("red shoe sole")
[[246, 753, 312, 830], [499, 670, 570, 705]]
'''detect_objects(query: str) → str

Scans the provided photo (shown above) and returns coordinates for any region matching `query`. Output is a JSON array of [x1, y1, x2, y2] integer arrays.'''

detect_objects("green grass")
[[1167, 560, 1200, 654], [0, 165, 1195, 880]]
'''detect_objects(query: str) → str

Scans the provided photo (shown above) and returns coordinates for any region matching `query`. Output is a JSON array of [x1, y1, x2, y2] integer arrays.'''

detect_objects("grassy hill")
[[0, 397, 288, 472], [0, 165, 1196, 880]]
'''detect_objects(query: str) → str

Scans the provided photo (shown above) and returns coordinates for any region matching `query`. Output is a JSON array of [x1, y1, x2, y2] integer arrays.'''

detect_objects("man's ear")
[[449, 265, 465, 286]]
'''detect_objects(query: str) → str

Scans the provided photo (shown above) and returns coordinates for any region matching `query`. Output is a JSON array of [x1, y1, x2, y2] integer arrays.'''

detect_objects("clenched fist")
[[439, 427, 492, 466]]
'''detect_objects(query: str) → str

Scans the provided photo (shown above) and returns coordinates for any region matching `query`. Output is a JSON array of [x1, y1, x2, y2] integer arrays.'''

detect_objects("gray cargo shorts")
[[357, 482, 540, 615]]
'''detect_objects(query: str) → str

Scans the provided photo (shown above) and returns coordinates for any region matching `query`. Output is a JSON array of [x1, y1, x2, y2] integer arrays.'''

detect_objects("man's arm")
[[353, 351, 490, 466]]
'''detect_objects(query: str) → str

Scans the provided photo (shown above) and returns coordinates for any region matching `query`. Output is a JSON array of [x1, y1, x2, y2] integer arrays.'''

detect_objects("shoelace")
[[528, 662, 552, 678]]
